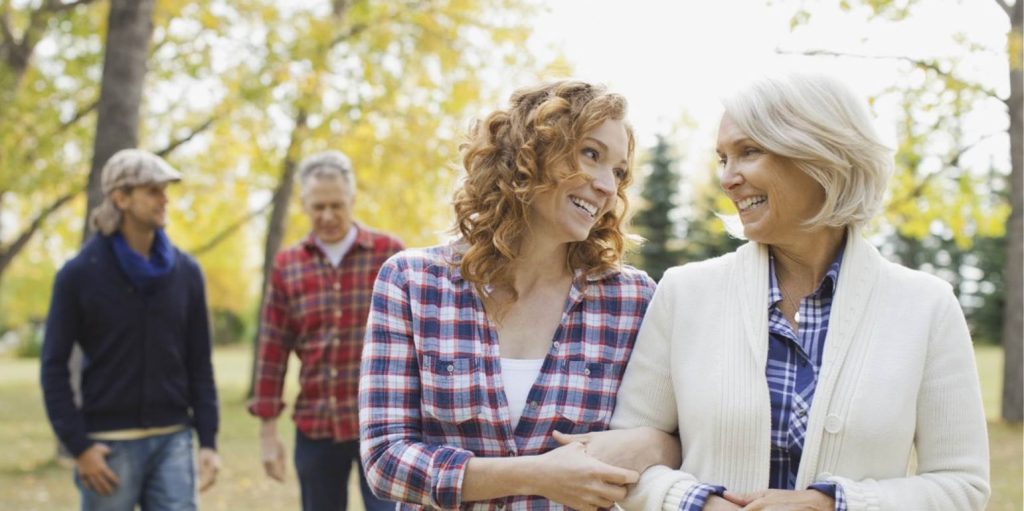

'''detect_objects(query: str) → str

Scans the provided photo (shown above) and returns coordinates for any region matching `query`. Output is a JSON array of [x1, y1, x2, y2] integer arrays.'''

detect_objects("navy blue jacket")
[[40, 234, 218, 457]]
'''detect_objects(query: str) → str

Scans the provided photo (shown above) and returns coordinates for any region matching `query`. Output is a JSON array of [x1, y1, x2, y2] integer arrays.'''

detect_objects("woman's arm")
[[359, 258, 641, 510], [359, 259, 477, 509], [462, 441, 639, 511], [827, 291, 990, 510], [552, 427, 681, 473], [606, 270, 730, 511]]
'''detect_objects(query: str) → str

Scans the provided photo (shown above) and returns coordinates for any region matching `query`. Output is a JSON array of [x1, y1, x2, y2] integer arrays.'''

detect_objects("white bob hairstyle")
[[296, 150, 357, 198], [722, 72, 894, 231]]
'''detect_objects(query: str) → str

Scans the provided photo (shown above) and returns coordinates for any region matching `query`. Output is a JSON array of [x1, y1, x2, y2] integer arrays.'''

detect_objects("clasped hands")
[[707, 490, 835, 510], [553, 430, 833, 511]]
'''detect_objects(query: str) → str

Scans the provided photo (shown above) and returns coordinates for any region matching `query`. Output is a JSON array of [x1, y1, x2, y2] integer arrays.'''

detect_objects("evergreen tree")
[[634, 135, 683, 281]]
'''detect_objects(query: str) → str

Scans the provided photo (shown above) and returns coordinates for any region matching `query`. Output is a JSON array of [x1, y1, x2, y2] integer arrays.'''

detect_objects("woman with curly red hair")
[[359, 80, 678, 510]]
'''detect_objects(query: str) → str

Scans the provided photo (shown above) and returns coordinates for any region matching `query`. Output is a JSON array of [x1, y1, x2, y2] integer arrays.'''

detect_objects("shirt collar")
[[301, 223, 372, 254], [767, 240, 846, 309]]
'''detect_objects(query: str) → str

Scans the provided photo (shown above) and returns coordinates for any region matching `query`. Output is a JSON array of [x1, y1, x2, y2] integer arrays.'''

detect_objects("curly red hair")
[[452, 80, 637, 302]]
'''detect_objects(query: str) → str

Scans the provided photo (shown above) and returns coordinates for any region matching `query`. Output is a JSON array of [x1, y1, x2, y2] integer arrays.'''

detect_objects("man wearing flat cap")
[[41, 149, 220, 510]]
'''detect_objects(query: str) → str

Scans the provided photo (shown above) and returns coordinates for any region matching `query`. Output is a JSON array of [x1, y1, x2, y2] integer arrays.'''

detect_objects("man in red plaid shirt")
[[248, 150, 403, 511]]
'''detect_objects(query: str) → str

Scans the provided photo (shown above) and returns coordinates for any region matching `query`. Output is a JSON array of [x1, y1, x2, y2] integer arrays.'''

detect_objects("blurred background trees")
[[0, 0, 1019, 421]]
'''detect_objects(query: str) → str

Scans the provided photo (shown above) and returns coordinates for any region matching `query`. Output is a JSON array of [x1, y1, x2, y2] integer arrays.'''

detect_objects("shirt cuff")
[[431, 447, 475, 509], [808, 482, 846, 511], [677, 483, 726, 511]]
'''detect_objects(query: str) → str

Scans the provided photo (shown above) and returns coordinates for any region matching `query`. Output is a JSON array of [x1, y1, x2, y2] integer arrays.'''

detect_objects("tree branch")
[[330, 21, 370, 47], [190, 198, 274, 257], [0, 188, 81, 273], [776, 47, 1002, 99], [993, 0, 1012, 18], [60, 97, 98, 131], [886, 132, 1002, 211], [17, 98, 98, 167], [155, 116, 217, 157], [45, 0, 98, 13], [0, 5, 14, 50]]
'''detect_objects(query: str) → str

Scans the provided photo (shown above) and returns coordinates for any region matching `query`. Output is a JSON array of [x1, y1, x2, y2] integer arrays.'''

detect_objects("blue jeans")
[[294, 429, 392, 511], [74, 428, 195, 511]]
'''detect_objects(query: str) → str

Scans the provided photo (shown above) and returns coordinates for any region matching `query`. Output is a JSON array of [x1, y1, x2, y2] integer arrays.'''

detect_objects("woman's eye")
[[742, 147, 762, 157], [582, 148, 599, 160], [717, 155, 727, 167], [614, 168, 627, 180]]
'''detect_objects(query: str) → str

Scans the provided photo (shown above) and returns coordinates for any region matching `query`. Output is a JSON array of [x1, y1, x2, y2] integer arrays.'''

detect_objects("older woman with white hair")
[[566, 73, 991, 511]]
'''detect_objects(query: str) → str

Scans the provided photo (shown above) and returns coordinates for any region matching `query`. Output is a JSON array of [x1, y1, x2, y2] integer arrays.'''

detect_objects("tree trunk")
[[1000, 0, 1023, 423], [81, 0, 157, 243], [61, 0, 156, 460], [246, 109, 307, 398]]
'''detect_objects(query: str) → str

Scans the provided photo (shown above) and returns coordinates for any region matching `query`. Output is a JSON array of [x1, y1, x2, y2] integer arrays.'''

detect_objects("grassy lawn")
[[0, 344, 1020, 510]]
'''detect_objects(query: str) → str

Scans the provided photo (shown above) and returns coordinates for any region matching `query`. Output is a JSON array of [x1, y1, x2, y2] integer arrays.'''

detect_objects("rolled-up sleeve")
[[248, 257, 295, 419], [359, 257, 475, 509]]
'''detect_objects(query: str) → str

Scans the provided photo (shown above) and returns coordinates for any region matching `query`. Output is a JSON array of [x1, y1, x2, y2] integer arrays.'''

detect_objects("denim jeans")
[[74, 428, 195, 511], [294, 429, 393, 511]]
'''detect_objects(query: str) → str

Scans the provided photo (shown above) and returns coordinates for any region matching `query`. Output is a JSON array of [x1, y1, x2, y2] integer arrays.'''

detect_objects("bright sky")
[[526, 0, 1011, 180]]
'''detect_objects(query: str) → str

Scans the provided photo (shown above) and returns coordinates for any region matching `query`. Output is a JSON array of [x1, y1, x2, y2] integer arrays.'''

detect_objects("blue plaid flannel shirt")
[[679, 248, 848, 511]]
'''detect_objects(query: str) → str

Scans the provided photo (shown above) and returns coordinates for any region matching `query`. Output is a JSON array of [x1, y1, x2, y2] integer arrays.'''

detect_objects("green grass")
[[0, 345, 1020, 510], [0, 347, 360, 511]]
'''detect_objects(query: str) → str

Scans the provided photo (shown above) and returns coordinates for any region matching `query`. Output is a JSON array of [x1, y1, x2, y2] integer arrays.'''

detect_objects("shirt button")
[[529, 401, 539, 408], [795, 406, 807, 418], [583, 367, 591, 376], [552, 341, 560, 350], [329, 397, 337, 406], [496, 503, 505, 509], [330, 368, 339, 378], [446, 364, 455, 373], [333, 282, 341, 290], [824, 414, 843, 433]]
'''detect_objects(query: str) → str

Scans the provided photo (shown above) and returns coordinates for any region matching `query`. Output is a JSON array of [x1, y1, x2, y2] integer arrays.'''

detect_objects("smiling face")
[[302, 177, 355, 243], [716, 113, 826, 246], [528, 118, 630, 246]]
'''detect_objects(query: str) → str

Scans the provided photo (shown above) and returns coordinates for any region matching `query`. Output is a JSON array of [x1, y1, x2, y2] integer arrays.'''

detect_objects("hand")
[[197, 448, 220, 491], [75, 443, 120, 496], [553, 427, 681, 473], [705, 495, 743, 510], [530, 441, 640, 511], [724, 489, 834, 511], [260, 431, 287, 482]]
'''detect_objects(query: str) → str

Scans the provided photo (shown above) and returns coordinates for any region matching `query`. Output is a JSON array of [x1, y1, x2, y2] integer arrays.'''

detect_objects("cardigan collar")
[[733, 229, 883, 369]]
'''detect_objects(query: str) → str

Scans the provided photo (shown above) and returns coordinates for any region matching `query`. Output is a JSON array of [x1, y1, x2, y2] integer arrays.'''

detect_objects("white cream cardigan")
[[612, 235, 990, 511]]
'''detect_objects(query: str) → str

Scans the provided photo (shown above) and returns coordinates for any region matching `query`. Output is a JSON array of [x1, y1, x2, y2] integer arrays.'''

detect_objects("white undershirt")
[[500, 358, 545, 428], [316, 226, 358, 267]]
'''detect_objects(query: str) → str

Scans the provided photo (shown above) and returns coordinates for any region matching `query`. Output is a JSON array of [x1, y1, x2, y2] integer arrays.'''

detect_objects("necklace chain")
[[777, 276, 803, 327]]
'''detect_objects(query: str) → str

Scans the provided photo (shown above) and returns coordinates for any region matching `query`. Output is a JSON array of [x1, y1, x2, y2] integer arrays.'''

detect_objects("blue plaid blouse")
[[359, 245, 656, 510], [680, 248, 847, 511]]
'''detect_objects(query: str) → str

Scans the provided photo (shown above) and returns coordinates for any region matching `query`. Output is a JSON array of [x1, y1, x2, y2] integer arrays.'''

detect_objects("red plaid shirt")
[[249, 225, 403, 441]]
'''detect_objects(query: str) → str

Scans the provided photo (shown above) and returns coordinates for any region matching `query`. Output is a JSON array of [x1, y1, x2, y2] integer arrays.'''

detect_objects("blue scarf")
[[110, 229, 177, 294]]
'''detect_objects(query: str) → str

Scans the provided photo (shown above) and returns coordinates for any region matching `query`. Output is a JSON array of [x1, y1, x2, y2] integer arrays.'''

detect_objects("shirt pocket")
[[420, 355, 485, 424], [557, 360, 619, 429]]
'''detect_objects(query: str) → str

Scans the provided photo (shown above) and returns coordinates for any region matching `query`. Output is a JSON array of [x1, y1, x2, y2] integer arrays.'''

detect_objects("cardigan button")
[[824, 414, 843, 434]]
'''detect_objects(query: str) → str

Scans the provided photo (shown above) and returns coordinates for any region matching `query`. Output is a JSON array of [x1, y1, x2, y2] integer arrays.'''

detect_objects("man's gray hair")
[[296, 150, 356, 197]]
